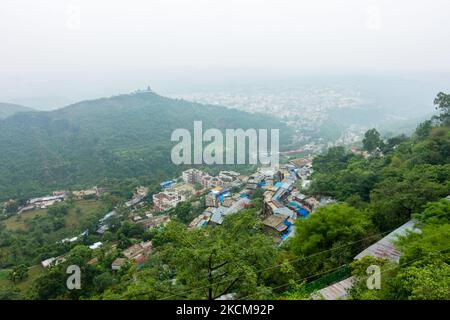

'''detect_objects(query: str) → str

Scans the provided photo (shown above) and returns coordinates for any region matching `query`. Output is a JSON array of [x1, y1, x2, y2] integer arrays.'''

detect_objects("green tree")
[[382, 134, 408, 153], [362, 128, 383, 153], [93, 272, 116, 293], [29, 268, 66, 299], [349, 256, 398, 300], [117, 233, 132, 249], [30, 245, 103, 300], [370, 165, 449, 230], [8, 264, 29, 283], [433, 92, 450, 125], [172, 201, 194, 224], [396, 261, 450, 300], [47, 203, 69, 216], [414, 198, 450, 225], [415, 120, 433, 140], [4, 201, 19, 214], [0, 286, 22, 300], [114, 210, 277, 300], [350, 223, 450, 300], [193, 183, 203, 191], [281, 282, 310, 300], [251, 188, 265, 200], [288, 204, 375, 277], [312, 146, 354, 174], [118, 221, 145, 238]]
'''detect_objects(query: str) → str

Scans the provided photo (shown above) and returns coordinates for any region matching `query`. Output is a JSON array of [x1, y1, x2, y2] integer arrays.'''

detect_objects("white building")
[[153, 191, 185, 211]]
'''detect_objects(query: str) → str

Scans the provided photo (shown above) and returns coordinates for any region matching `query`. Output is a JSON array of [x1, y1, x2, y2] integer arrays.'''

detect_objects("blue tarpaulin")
[[281, 224, 293, 240], [299, 208, 309, 217], [160, 180, 175, 188]]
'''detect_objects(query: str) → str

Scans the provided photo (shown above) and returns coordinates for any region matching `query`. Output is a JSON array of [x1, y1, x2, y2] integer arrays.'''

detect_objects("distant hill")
[[0, 91, 291, 200], [0, 103, 34, 119]]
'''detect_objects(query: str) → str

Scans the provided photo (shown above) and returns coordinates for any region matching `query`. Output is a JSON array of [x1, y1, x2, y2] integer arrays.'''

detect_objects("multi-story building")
[[152, 191, 185, 211], [182, 168, 205, 185], [182, 168, 227, 189]]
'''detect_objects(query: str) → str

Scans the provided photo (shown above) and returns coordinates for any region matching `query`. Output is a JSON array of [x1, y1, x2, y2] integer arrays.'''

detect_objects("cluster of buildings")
[[125, 186, 149, 208], [182, 169, 242, 189], [237, 159, 333, 243], [111, 240, 154, 270], [19, 193, 67, 213], [189, 195, 252, 229], [349, 146, 370, 158], [97, 186, 170, 235], [187, 166, 296, 232], [41, 256, 65, 268], [43, 238, 154, 272], [183, 170, 254, 229], [72, 186, 108, 200], [181, 159, 331, 241], [256, 168, 299, 242], [14, 186, 109, 215], [153, 191, 187, 212], [60, 230, 88, 244], [172, 87, 367, 152], [96, 210, 119, 234], [135, 213, 171, 229], [153, 169, 244, 212], [41, 239, 105, 268], [37, 157, 329, 273]]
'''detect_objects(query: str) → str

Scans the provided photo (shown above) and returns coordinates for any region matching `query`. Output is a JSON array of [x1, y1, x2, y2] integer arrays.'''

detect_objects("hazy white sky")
[[1, 0, 450, 108]]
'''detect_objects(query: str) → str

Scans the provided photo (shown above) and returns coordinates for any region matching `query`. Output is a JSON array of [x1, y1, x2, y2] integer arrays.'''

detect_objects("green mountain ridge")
[[0, 103, 34, 119], [0, 92, 291, 200]]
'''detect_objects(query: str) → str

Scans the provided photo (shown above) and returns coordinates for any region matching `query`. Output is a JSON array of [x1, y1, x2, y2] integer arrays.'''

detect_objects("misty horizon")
[[1, 0, 450, 109], [1, 70, 450, 111]]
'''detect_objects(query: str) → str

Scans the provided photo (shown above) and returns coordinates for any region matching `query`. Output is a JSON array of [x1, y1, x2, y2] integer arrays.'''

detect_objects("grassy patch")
[[0, 268, 10, 281], [1, 199, 104, 232], [2, 209, 47, 231], [64, 200, 104, 230], [0, 265, 44, 294]]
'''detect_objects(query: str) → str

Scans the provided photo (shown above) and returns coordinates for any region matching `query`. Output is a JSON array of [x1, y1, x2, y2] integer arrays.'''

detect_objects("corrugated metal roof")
[[263, 214, 287, 229], [311, 220, 419, 300], [210, 208, 225, 224], [274, 207, 296, 218], [313, 277, 356, 300], [354, 220, 418, 262]]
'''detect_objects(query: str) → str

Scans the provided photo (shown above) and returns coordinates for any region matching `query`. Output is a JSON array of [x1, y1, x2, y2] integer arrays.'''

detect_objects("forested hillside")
[[0, 103, 34, 119], [308, 122, 450, 232], [0, 93, 448, 301], [12, 96, 445, 300], [0, 92, 291, 200]]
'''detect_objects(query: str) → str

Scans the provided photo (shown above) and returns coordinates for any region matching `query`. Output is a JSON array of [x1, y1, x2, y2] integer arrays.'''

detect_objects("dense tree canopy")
[[362, 128, 383, 153], [1, 93, 449, 301], [349, 203, 450, 300], [309, 117, 450, 231], [287, 204, 376, 277], [99, 210, 283, 300], [434, 92, 450, 125], [0, 92, 292, 201]]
